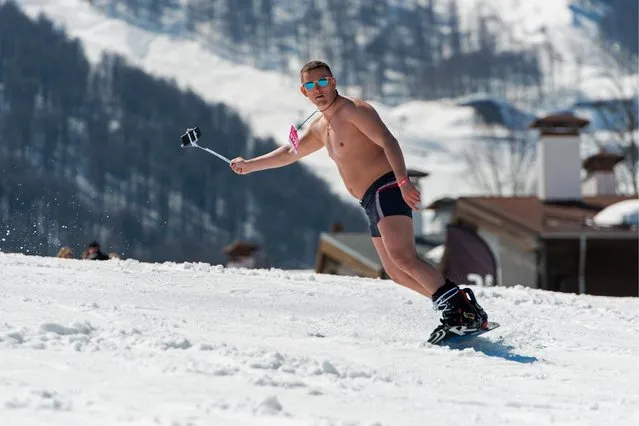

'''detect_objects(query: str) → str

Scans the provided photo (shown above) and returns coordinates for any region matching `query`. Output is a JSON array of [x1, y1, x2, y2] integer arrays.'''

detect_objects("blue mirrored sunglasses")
[[303, 77, 330, 90]]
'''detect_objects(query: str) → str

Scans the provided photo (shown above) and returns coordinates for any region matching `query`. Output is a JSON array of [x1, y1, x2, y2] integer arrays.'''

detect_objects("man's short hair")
[[300, 61, 332, 78]]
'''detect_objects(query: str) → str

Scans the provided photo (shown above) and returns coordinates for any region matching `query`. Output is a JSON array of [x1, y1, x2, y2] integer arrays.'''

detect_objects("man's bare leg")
[[377, 216, 445, 296], [371, 237, 431, 298], [376, 217, 489, 343]]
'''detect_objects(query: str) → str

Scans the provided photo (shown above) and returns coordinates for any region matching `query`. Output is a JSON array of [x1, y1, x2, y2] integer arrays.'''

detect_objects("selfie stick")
[[180, 127, 231, 164], [194, 143, 231, 164]]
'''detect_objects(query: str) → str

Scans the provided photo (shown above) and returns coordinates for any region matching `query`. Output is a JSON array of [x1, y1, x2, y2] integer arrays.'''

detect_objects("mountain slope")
[[12, 0, 492, 204], [16, 0, 636, 206], [0, 2, 367, 266]]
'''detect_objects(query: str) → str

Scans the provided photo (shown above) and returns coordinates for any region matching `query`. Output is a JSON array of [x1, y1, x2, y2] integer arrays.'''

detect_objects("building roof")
[[223, 240, 260, 257], [529, 113, 590, 129], [529, 113, 590, 136], [457, 195, 637, 237], [583, 152, 624, 172], [425, 197, 456, 211], [324, 233, 382, 271]]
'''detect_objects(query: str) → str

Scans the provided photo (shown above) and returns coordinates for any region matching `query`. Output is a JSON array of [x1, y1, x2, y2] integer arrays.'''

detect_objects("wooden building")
[[451, 195, 638, 296], [441, 113, 638, 297], [223, 240, 265, 268]]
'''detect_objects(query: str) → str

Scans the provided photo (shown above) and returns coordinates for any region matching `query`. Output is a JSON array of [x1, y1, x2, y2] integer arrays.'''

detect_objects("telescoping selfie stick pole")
[[180, 126, 231, 164]]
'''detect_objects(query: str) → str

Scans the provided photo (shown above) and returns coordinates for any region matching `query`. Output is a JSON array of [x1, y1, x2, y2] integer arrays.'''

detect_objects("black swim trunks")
[[359, 171, 412, 237]]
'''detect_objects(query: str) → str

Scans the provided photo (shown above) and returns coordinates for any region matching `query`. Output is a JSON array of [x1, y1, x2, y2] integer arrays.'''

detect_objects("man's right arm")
[[230, 129, 324, 175]]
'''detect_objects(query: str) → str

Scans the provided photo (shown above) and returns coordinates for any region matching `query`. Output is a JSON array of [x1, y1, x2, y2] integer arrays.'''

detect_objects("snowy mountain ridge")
[[15, 0, 636, 206]]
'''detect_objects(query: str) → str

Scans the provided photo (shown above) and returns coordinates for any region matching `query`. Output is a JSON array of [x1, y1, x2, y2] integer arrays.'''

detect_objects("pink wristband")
[[397, 177, 409, 187]]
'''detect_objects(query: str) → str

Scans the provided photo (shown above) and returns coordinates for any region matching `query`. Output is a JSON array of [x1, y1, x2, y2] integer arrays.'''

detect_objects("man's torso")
[[309, 98, 392, 199]]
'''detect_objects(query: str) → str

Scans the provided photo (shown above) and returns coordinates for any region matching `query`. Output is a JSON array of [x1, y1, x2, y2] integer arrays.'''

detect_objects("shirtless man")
[[230, 60, 488, 343]]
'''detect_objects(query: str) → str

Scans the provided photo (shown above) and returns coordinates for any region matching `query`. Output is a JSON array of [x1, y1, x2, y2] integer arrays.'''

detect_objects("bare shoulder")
[[339, 97, 373, 109], [340, 97, 380, 120], [351, 98, 375, 110]]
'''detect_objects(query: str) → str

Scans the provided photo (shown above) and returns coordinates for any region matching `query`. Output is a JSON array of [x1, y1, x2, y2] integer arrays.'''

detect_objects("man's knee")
[[385, 268, 410, 285], [386, 248, 417, 270], [384, 267, 403, 283], [380, 258, 407, 282]]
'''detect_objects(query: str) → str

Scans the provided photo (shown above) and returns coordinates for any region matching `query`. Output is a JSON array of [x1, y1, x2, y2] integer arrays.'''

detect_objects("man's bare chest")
[[320, 121, 367, 159]]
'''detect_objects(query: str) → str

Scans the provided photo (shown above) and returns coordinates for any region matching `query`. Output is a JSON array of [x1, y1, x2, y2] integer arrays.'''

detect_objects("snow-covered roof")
[[592, 199, 639, 227]]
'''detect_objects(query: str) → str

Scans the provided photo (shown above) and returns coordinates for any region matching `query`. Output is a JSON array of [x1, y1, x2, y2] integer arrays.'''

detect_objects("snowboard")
[[429, 321, 500, 346]]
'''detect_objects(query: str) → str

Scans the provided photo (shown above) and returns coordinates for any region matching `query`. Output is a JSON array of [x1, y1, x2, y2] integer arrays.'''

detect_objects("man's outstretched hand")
[[230, 157, 251, 175], [399, 180, 421, 211]]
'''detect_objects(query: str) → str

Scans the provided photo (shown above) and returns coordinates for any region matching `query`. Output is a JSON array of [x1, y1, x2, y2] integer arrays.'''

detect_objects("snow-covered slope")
[[15, 0, 635, 206], [1, 252, 638, 425]]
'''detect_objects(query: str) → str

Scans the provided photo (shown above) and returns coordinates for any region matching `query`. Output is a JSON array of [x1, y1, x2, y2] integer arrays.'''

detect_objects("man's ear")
[[330, 77, 337, 90], [300, 86, 308, 97]]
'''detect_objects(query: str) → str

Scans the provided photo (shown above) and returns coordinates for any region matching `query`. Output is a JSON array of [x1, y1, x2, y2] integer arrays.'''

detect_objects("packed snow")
[[1, 252, 638, 425]]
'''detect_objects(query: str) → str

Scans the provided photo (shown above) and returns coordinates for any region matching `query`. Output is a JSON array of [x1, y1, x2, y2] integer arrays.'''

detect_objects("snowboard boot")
[[427, 279, 489, 344]]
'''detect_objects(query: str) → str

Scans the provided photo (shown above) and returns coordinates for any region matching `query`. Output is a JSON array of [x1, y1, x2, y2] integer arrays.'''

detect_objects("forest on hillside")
[[87, 0, 637, 106], [0, 2, 366, 266], [89, 0, 543, 104]]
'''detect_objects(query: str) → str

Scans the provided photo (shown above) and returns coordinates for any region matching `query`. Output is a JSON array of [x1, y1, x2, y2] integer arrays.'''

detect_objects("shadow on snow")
[[444, 337, 539, 364]]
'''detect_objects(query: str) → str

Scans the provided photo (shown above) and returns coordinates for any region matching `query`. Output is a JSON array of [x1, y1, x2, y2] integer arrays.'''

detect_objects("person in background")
[[56, 246, 73, 259], [82, 241, 110, 261]]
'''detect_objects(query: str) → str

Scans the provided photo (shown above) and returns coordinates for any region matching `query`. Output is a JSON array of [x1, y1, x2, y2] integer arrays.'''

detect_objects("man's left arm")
[[346, 103, 421, 210]]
